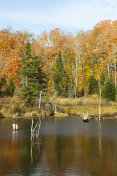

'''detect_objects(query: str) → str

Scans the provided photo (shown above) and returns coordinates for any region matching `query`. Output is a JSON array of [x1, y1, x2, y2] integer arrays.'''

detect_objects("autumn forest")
[[0, 20, 117, 107]]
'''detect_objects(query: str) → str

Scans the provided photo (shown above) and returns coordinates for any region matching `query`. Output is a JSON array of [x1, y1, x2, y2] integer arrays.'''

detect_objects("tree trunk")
[[98, 59, 101, 88], [75, 56, 78, 98], [113, 46, 117, 87], [82, 64, 84, 95], [99, 89, 101, 122], [39, 91, 42, 109]]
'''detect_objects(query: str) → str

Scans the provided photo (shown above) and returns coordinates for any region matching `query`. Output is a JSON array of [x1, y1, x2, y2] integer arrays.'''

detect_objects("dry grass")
[[0, 105, 17, 118], [63, 104, 117, 116], [55, 96, 117, 106], [53, 112, 69, 118], [53, 96, 117, 117], [0, 104, 54, 118], [1, 96, 117, 119]]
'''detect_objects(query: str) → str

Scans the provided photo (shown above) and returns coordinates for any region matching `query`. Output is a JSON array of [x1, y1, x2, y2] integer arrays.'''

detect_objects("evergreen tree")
[[20, 40, 46, 105], [6, 79, 15, 97], [89, 75, 98, 94], [100, 71, 106, 86], [0, 78, 6, 97], [62, 69, 71, 97], [102, 78, 116, 101], [53, 51, 64, 96], [53, 51, 71, 97]]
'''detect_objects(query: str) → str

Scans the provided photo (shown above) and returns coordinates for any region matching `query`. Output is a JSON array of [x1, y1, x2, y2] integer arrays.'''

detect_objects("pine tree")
[[20, 40, 46, 105], [100, 71, 106, 86], [62, 70, 71, 97], [6, 79, 15, 97], [0, 78, 6, 97], [53, 51, 71, 97], [53, 51, 64, 96], [102, 78, 116, 101], [89, 75, 98, 94]]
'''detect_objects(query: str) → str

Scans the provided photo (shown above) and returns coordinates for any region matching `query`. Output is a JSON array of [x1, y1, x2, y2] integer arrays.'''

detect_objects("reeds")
[[54, 96, 117, 117], [55, 96, 117, 106]]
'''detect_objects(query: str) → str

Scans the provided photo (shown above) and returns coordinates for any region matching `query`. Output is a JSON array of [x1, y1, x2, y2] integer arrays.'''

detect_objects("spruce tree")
[[53, 51, 64, 96], [20, 40, 45, 105], [89, 75, 98, 94], [0, 78, 6, 97], [62, 70, 71, 97], [6, 79, 15, 97], [53, 51, 71, 97], [100, 71, 106, 86], [102, 79, 116, 101]]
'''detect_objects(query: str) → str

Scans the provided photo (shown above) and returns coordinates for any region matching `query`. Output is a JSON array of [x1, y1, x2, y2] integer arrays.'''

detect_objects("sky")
[[0, 0, 117, 35]]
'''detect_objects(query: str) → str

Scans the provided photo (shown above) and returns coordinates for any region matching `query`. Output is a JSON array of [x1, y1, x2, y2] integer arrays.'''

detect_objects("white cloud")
[[49, 0, 117, 29], [0, 0, 117, 32], [0, 10, 44, 24]]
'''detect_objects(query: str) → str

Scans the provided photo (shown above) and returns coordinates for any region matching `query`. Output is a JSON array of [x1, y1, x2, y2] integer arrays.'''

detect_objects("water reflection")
[[12, 131, 18, 143], [98, 122, 102, 158], [0, 118, 117, 176]]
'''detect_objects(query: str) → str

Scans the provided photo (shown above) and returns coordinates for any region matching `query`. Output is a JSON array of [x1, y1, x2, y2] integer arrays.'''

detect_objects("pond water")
[[0, 117, 117, 176]]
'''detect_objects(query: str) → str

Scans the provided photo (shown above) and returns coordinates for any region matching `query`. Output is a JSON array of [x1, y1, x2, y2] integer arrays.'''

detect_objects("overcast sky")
[[0, 0, 117, 34]]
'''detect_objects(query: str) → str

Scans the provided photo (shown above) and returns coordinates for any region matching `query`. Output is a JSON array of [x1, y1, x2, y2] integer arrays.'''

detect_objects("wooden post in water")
[[99, 89, 101, 122], [12, 124, 18, 130]]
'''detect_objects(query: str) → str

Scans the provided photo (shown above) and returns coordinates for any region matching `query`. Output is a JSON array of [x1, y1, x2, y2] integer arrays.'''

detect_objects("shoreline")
[[1, 111, 117, 121], [1, 96, 117, 120]]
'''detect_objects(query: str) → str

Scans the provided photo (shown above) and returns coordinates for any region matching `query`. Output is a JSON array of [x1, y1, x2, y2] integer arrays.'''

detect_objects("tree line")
[[0, 20, 117, 105]]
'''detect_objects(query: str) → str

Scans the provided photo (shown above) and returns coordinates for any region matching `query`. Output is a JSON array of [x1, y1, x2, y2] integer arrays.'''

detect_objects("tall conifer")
[[53, 51, 71, 97], [20, 40, 45, 105], [102, 79, 116, 101], [89, 75, 98, 94]]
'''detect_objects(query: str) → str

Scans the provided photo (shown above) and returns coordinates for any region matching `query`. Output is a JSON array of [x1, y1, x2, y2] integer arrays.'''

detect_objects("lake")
[[0, 117, 117, 176]]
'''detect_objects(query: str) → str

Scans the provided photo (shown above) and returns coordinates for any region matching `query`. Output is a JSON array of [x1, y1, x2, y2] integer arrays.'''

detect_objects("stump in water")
[[31, 118, 42, 141], [82, 112, 90, 122]]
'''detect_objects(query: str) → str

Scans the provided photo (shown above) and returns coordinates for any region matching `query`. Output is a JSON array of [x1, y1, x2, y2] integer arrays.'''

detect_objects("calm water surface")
[[0, 117, 117, 176]]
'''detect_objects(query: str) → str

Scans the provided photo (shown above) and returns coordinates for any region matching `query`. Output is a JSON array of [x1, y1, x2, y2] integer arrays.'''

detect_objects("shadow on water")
[[0, 118, 117, 176]]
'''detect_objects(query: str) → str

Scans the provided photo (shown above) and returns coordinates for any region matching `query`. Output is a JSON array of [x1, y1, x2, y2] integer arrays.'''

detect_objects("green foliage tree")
[[53, 51, 71, 97], [0, 78, 6, 97], [6, 79, 15, 97], [62, 70, 71, 97], [53, 51, 64, 96], [20, 40, 46, 105], [102, 78, 116, 101], [88, 75, 98, 94], [100, 71, 106, 86]]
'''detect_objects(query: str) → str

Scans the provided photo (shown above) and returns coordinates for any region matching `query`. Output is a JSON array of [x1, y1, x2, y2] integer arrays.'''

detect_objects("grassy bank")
[[54, 96, 117, 119], [0, 105, 54, 119], [0, 97, 54, 119], [1, 95, 117, 120]]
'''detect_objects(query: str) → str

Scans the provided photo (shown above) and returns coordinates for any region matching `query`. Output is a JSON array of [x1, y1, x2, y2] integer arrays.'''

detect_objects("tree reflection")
[[1, 119, 117, 176], [38, 133, 117, 176]]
